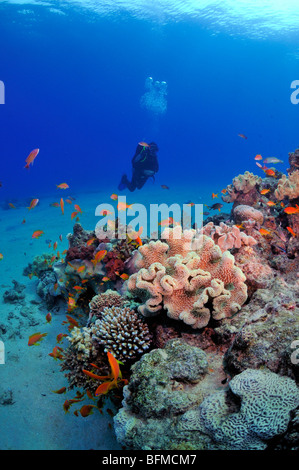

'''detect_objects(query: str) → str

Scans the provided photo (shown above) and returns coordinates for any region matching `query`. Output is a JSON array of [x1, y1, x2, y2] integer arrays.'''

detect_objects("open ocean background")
[[0, 0, 299, 450]]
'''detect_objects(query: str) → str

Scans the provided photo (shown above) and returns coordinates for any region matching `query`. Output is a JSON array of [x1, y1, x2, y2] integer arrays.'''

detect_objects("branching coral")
[[201, 222, 257, 252], [91, 306, 151, 362], [128, 226, 247, 329], [88, 289, 126, 321], [274, 170, 299, 201]]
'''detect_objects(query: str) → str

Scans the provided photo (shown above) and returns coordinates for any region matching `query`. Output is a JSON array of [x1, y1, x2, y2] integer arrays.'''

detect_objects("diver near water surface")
[[118, 141, 159, 192]]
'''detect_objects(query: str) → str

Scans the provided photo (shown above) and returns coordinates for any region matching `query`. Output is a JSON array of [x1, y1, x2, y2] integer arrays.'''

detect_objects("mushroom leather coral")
[[128, 226, 247, 329]]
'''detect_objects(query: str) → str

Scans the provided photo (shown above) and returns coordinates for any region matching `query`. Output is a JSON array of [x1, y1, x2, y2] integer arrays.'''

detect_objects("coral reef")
[[233, 204, 264, 225], [288, 148, 299, 175], [90, 306, 151, 362], [275, 170, 299, 201], [88, 289, 126, 322], [195, 369, 299, 450], [114, 340, 299, 450], [201, 221, 257, 252], [222, 171, 262, 207], [128, 226, 248, 329], [222, 277, 299, 380]]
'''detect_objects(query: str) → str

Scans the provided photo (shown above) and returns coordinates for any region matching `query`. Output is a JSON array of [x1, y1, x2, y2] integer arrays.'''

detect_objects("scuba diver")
[[118, 142, 159, 192]]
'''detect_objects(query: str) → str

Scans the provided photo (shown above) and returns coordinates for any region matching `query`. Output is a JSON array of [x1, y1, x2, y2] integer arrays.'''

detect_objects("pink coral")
[[128, 226, 247, 329], [201, 222, 257, 252]]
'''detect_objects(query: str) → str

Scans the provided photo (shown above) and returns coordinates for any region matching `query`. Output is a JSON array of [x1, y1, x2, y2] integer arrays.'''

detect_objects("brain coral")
[[201, 222, 257, 252], [198, 369, 299, 449], [274, 170, 299, 200], [233, 204, 264, 225], [128, 226, 247, 329]]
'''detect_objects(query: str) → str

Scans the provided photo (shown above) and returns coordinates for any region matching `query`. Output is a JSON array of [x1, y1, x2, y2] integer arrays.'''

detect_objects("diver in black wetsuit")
[[118, 142, 159, 192]]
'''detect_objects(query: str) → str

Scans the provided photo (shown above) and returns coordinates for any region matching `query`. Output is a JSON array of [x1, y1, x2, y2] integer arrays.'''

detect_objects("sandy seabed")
[[0, 182, 215, 450]]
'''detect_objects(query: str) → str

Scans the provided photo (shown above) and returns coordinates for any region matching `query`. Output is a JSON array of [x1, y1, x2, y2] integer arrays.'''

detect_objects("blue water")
[[1, 0, 299, 450], [0, 1, 299, 201]]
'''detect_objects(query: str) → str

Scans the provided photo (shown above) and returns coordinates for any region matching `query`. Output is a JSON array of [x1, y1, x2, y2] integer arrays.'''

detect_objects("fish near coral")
[[28, 332, 47, 346], [79, 405, 97, 417], [259, 228, 272, 236], [91, 250, 107, 267], [48, 346, 64, 360], [287, 226, 297, 237], [264, 169, 277, 177], [284, 205, 299, 215], [52, 387, 67, 394]]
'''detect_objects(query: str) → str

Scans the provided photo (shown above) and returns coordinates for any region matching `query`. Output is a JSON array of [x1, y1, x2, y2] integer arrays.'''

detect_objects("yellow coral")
[[274, 170, 299, 201], [128, 226, 247, 329]]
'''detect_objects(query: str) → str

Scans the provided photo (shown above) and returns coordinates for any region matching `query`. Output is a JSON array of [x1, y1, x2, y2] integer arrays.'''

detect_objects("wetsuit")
[[118, 142, 159, 192]]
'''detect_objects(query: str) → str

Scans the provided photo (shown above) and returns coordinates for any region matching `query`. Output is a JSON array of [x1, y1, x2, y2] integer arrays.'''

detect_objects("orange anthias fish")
[[86, 238, 97, 246], [8, 203, 16, 209], [221, 189, 227, 194], [79, 405, 97, 418], [264, 169, 276, 177], [255, 154, 262, 160], [287, 226, 297, 237], [57, 183, 69, 190], [238, 133, 247, 140], [161, 185, 169, 190], [67, 298, 77, 312], [159, 216, 174, 227], [74, 204, 82, 213], [28, 332, 48, 346], [71, 211, 79, 220], [117, 201, 132, 211], [119, 273, 129, 281], [259, 228, 272, 236], [83, 352, 128, 397], [260, 189, 270, 195], [110, 193, 118, 201], [27, 199, 39, 210], [212, 193, 218, 199], [60, 198, 64, 215], [284, 205, 299, 215], [46, 312, 52, 323], [138, 141, 149, 147], [52, 387, 67, 395], [48, 346, 64, 360], [50, 202, 60, 207], [32, 230, 44, 239], [91, 250, 107, 267], [56, 333, 68, 343], [266, 201, 276, 207], [24, 148, 39, 169]]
